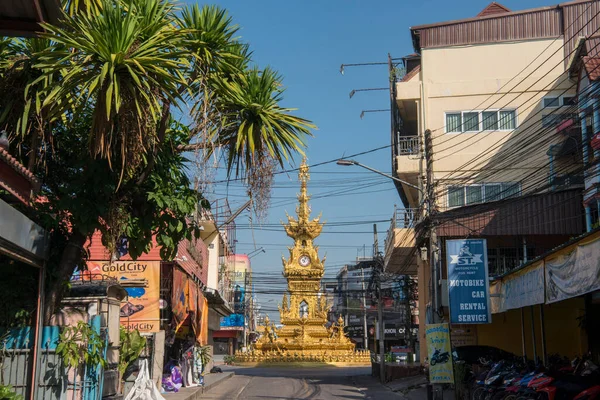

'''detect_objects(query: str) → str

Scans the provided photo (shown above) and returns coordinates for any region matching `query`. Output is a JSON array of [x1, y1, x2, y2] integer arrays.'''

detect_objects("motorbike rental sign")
[[446, 239, 491, 324], [426, 323, 454, 383]]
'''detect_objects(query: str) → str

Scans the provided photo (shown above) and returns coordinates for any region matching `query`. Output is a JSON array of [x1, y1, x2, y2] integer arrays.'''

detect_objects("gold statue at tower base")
[[235, 159, 371, 365]]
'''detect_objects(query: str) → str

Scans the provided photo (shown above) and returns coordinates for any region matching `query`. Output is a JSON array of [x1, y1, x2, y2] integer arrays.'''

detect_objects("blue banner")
[[220, 314, 245, 328], [446, 239, 491, 324]]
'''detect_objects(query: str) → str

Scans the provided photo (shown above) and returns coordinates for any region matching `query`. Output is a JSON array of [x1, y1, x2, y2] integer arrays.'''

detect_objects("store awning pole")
[[521, 308, 527, 363], [530, 306, 537, 366], [539, 305, 547, 366]]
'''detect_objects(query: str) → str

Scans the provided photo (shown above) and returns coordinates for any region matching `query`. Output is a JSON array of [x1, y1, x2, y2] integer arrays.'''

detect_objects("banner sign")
[[546, 236, 600, 303], [220, 314, 244, 330], [86, 261, 160, 332], [502, 262, 544, 311], [446, 239, 491, 324], [426, 324, 454, 384]]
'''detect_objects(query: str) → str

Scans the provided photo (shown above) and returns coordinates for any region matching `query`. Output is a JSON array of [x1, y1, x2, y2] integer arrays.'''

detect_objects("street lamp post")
[[337, 158, 426, 384], [336, 159, 421, 191]]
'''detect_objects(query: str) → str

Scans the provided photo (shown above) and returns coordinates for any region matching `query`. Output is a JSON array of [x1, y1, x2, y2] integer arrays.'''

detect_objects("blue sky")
[[188, 0, 557, 319]]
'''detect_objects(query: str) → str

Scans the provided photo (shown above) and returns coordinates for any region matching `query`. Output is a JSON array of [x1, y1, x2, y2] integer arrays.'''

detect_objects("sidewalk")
[[162, 372, 234, 400], [385, 374, 455, 400]]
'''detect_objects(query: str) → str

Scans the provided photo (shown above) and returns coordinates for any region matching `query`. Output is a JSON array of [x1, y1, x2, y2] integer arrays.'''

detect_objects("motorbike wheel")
[[472, 387, 486, 400], [483, 391, 495, 400], [491, 391, 507, 400], [431, 359, 437, 366]]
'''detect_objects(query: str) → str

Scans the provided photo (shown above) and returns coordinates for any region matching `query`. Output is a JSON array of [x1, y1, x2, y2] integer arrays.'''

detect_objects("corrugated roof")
[[400, 65, 420, 82], [477, 2, 512, 17], [435, 189, 584, 237], [0, 147, 38, 184], [583, 56, 600, 80]]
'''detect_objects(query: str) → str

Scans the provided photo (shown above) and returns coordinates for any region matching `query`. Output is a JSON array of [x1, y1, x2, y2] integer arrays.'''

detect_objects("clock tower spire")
[[237, 157, 370, 364]]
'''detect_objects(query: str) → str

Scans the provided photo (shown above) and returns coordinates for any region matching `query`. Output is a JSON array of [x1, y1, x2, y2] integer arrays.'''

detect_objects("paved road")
[[203, 365, 406, 400]]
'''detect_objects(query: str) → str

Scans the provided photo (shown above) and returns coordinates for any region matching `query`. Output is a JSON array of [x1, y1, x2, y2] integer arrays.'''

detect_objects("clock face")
[[299, 255, 311, 267]]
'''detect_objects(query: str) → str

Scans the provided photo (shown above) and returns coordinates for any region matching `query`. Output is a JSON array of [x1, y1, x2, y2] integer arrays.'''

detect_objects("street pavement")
[[201, 365, 412, 400]]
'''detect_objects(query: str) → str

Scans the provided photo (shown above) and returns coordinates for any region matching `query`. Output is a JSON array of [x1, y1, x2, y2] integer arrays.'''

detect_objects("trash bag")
[[124, 359, 165, 400]]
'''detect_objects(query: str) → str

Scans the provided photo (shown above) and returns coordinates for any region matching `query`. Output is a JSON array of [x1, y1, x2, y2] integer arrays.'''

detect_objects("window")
[[446, 182, 521, 208], [444, 109, 517, 133], [502, 182, 520, 198], [484, 184, 502, 201], [448, 186, 465, 208], [499, 110, 516, 130], [482, 111, 498, 130], [446, 113, 462, 133], [463, 112, 480, 132], [542, 95, 576, 108], [543, 97, 560, 108], [466, 185, 483, 205]]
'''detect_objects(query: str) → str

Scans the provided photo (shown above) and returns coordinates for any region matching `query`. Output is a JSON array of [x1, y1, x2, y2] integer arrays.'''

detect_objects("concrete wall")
[[397, 38, 577, 209], [477, 297, 588, 360], [207, 234, 220, 290]]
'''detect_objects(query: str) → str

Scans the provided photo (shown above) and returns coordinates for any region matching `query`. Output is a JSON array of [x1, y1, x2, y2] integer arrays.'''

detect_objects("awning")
[[490, 229, 600, 312], [0, 199, 49, 267], [204, 288, 233, 317], [0, 0, 62, 37], [212, 330, 238, 339]]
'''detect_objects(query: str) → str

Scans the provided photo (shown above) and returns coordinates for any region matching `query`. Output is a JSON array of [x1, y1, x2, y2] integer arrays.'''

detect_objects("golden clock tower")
[[236, 159, 370, 364]]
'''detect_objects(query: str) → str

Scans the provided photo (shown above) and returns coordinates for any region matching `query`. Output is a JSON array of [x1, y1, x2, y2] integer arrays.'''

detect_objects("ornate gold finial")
[[297, 157, 310, 223], [282, 158, 323, 241], [337, 315, 344, 326]]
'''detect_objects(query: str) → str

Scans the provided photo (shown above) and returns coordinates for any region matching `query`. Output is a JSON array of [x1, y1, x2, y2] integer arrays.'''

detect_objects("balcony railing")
[[397, 136, 420, 156], [551, 174, 584, 188], [384, 206, 418, 256]]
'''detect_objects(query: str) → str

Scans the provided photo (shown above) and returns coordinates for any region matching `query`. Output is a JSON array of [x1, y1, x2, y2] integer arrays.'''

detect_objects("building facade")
[[386, 1, 600, 362]]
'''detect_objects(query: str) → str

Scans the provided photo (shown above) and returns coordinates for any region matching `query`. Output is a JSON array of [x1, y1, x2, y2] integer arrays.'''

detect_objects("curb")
[[202, 371, 235, 394]]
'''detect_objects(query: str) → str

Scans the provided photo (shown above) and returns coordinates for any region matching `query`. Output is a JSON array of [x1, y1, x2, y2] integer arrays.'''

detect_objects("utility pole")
[[361, 267, 368, 350], [243, 271, 249, 351], [374, 224, 385, 383], [403, 276, 414, 360], [425, 129, 441, 399]]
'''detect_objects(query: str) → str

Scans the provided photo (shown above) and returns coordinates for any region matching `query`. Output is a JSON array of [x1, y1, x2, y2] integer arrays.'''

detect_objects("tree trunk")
[[43, 231, 86, 324]]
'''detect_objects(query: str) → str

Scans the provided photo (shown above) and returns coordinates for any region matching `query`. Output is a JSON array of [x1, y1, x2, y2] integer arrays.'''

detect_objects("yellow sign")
[[86, 261, 161, 332], [426, 323, 454, 383]]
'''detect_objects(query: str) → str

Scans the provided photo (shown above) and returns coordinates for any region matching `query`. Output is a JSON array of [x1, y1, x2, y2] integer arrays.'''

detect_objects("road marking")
[[234, 376, 253, 399]]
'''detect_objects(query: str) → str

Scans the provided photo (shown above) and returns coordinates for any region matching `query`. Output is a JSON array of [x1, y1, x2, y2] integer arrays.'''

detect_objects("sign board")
[[546, 236, 600, 303], [220, 314, 244, 330], [86, 261, 160, 332], [450, 324, 477, 347], [446, 239, 491, 324], [426, 324, 454, 384]]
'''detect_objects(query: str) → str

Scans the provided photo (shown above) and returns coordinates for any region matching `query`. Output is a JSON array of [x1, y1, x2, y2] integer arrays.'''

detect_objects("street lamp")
[[349, 88, 388, 99], [359, 109, 390, 119], [337, 158, 424, 383], [336, 159, 423, 192]]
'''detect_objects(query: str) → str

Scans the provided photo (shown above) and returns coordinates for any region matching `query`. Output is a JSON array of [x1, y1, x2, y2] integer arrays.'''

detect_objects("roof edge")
[[410, 4, 561, 32]]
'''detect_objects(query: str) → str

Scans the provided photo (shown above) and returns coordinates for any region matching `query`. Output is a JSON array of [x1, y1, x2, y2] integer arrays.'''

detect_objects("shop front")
[[476, 230, 600, 363]]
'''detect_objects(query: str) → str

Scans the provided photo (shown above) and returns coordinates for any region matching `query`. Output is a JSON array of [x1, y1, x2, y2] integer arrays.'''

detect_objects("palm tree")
[[1, 0, 314, 321]]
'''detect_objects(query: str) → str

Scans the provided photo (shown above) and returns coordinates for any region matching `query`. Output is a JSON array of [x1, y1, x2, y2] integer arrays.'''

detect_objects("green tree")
[[0, 0, 314, 322]]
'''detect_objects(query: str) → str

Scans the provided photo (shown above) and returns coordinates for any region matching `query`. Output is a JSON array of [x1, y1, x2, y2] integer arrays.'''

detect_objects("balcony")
[[383, 207, 417, 275], [393, 136, 421, 207]]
